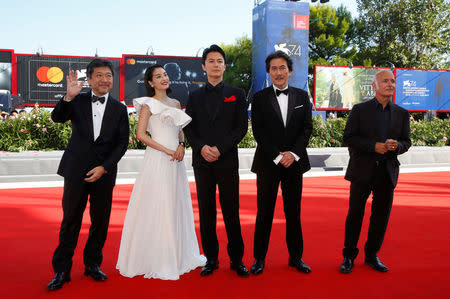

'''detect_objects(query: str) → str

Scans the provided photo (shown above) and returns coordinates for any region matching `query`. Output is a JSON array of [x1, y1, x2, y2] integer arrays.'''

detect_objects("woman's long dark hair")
[[144, 64, 172, 97]]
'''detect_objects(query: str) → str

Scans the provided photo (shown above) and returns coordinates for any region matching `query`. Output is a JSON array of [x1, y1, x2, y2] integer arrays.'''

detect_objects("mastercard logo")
[[126, 58, 136, 65], [36, 66, 64, 83]]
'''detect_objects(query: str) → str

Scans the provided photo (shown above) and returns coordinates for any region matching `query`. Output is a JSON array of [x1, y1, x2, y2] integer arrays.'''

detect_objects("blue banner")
[[252, 0, 309, 94], [395, 69, 450, 111]]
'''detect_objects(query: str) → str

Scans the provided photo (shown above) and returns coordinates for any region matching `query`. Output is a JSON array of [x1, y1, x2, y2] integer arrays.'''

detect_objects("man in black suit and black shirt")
[[47, 59, 129, 290], [184, 45, 249, 277], [339, 69, 411, 274], [250, 51, 313, 275]]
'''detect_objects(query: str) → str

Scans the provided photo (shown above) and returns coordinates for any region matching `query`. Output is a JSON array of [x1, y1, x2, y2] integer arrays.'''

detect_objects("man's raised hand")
[[65, 70, 84, 101]]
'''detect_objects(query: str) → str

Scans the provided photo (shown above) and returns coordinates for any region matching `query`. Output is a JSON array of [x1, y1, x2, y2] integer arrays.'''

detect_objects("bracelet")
[[178, 141, 185, 147]]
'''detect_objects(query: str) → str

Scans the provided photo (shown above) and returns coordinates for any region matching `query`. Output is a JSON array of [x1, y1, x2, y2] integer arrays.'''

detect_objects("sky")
[[2, 0, 358, 58]]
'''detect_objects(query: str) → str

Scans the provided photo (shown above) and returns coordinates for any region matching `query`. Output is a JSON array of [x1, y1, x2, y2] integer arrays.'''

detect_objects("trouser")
[[193, 166, 244, 263], [52, 176, 114, 273], [253, 165, 304, 260], [343, 162, 394, 259]]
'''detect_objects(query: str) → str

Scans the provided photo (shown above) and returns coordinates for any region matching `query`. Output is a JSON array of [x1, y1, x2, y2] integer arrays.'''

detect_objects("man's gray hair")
[[372, 69, 394, 88]]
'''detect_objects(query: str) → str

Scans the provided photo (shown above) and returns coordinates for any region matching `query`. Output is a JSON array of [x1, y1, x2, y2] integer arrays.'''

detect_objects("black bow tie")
[[92, 95, 105, 104], [276, 89, 288, 96]]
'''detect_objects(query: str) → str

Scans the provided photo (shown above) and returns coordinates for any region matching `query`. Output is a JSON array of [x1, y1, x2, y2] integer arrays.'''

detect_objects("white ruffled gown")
[[116, 97, 206, 280]]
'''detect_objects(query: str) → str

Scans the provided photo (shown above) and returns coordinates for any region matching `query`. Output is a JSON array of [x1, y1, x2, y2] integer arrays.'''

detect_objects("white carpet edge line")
[[0, 167, 449, 189]]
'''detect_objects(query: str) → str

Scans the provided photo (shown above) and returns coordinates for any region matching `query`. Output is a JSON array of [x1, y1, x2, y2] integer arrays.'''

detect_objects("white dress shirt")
[[272, 85, 300, 165], [91, 92, 109, 141]]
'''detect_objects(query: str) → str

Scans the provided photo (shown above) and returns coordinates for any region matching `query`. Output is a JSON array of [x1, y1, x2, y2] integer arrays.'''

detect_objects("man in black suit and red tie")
[[47, 59, 129, 290], [339, 69, 411, 274], [184, 45, 249, 277], [250, 51, 312, 275]]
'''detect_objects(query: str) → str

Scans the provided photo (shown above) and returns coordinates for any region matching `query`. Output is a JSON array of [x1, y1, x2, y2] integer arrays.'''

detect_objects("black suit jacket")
[[184, 83, 248, 169], [251, 86, 312, 174], [343, 98, 411, 187], [51, 91, 130, 182]]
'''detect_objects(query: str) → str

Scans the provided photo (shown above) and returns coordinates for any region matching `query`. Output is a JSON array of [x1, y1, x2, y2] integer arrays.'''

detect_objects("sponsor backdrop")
[[0, 50, 12, 92], [4, 49, 448, 112], [314, 65, 389, 110], [16, 55, 120, 105], [395, 69, 449, 111], [123, 55, 206, 107], [252, 0, 309, 94]]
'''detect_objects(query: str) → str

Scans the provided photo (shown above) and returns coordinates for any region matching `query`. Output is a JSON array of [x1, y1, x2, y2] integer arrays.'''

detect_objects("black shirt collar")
[[206, 81, 224, 92], [374, 98, 391, 111]]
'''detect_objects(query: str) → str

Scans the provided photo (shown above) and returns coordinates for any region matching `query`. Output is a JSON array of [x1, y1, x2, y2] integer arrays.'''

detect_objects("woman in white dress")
[[116, 65, 206, 280]]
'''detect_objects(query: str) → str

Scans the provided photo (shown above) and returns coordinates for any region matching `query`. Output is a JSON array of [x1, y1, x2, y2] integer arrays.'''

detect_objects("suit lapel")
[[269, 88, 284, 126], [82, 93, 95, 141], [286, 88, 296, 127]]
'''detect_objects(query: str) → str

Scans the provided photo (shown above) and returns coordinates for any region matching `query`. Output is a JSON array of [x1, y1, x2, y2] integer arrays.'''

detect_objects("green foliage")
[[308, 4, 357, 92], [410, 118, 450, 146], [221, 36, 253, 94], [1, 113, 448, 152], [127, 115, 146, 149], [0, 111, 70, 152], [309, 5, 356, 70], [239, 123, 257, 148], [355, 0, 450, 69], [309, 115, 346, 148]]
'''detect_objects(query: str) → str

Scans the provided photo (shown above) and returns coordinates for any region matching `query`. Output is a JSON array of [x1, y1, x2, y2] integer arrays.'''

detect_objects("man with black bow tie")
[[184, 45, 249, 277], [250, 51, 312, 275], [47, 59, 129, 290]]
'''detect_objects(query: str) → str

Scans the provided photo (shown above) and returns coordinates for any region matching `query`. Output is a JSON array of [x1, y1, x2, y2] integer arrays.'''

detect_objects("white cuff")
[[290, 151, 300, 161], [273, 154, 282, 165]]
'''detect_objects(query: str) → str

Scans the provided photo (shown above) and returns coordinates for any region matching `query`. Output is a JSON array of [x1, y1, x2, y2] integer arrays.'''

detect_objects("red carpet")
[[1, 172, 449, 298]]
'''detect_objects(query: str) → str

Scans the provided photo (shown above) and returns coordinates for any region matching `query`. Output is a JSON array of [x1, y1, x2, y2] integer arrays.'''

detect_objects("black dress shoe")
[[46, 272, 71, 291], [288, 258, 311, 273], [84, 266, 108, 281], [230, 261, 250, 277], [365, 256, 389, 272], [339, 257, 354, 274], [250, 259, 265, 275], [200, 260, 219, 276]]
